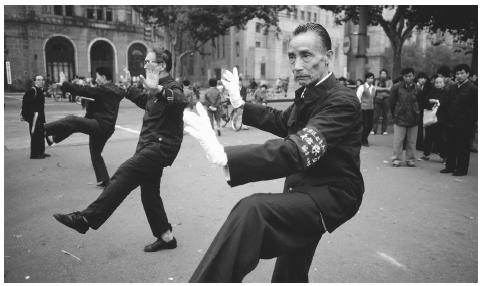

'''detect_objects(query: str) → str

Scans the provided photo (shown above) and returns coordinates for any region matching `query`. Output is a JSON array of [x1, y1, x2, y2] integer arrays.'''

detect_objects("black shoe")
[[96, 180, 109, 188], [453, 171, 467, 176], [42, 153, 51, 157], [30, 154, 45, 159], [440, 168, 454, 174], [143, 237, 177, 252], [53, 212, 89, 234]]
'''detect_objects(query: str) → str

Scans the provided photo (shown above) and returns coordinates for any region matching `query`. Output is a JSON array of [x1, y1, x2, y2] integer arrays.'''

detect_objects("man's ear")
[[159, 62, 167, 72]]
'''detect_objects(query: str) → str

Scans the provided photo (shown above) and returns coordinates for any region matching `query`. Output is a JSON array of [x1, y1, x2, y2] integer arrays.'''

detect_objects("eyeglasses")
[[144, 60, 164, 65]]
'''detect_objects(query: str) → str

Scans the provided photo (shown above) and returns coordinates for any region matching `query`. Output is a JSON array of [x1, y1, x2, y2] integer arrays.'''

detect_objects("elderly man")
[[21, 75, 48, 159], [184, 23, 364, 282]]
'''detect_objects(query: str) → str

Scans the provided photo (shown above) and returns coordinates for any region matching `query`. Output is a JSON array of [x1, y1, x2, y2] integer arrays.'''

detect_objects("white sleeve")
[[356, 86, 363, 102]]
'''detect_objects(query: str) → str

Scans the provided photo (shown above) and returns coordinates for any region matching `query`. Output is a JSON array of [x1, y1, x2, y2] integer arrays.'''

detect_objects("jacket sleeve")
[[388, 84, 398, 114], [242, 103, 293, 138], [125, 86, 148, 109], [156, 83, 187, 108], [226, 95, 359, 187], [61, 82, 102, 100]]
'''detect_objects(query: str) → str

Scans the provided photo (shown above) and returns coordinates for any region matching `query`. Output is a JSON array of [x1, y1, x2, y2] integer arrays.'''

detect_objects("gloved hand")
[[221, 67, 244, 108], [184, 102, 228, 166]]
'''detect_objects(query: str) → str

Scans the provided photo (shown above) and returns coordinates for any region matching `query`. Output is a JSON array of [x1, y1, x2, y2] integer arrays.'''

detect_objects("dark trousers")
[[416, 113, 424, 151], [423, 123, 443, 157], [81, 146, 171, 238], [45, 116, 111, 183], [361, 109, 374, 144], [372, 97, 389, 134], [189, 192, 324, 282], [28, 120, 45, 157], [446, 126, 472, 174]]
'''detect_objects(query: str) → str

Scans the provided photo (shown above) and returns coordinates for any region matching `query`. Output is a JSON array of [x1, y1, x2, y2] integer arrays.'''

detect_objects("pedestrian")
[[357, 72, 376, 146], [184, 22, 364, 282], [183, 79, 196, 109], [44, 68, 124, 187], [373, 69, 392, 135], [440, 64, 477, 176], [338, 76, 348, 87], [389, 67, 420, 167], [254, 84, 268, 105], [53, 48, 188, 252], [231, 78, 249, 131], [415, 72, 432, 151], [437, 65, 456, 88], [421, 76, 448, 161], [21, 74, 49, 159], [355, 78, 363, 89], [205, 78, 222, 136]]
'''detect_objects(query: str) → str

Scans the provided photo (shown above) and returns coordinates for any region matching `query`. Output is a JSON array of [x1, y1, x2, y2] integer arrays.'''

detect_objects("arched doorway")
[[45, 36, 75, 82], [128, 43, 147, 77], [90, 40, 114, 79]]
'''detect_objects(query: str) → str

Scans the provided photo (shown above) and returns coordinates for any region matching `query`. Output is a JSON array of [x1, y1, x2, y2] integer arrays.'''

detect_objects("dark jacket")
[[61, 82, 124, 135], [21, 86, 45, 124], [126, 75, 187, 165], [446, 80, 477, 129], [389, 82, 420, 127], [225, 74, 364, 233]]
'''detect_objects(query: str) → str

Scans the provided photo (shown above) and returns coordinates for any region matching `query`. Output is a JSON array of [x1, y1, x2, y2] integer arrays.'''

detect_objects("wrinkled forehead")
[[289, 31, 325, 53]]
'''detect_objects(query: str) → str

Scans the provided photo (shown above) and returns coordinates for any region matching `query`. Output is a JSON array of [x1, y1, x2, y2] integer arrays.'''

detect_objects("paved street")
[[3, 93, 478, 282]]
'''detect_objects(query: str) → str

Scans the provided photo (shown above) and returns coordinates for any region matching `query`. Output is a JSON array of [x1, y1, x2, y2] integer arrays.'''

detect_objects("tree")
[[133, 6, 290, 78], [320, 5, 476, 77]]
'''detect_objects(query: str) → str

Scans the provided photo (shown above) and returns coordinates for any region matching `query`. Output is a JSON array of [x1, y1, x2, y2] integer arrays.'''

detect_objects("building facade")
[[181, 6, 347, 90], [4, 5, 158, 91]]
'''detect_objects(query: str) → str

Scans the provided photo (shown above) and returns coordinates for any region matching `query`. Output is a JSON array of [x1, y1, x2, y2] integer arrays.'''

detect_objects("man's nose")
[[293, 57, 304, 71]]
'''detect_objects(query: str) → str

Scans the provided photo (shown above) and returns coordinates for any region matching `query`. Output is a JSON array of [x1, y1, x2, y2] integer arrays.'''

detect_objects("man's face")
[[417, 77, 427, 85], [288, 31, 332, 86], [455, 69, 469, 84], [34, 76, 44, 88], [434, 77, 445, 89], [403, 73, 414, 85], [366, 76, 374, 85], [144, 51, 165, 72], [380, 71, 387, 79], [95, 73, 107, 85]]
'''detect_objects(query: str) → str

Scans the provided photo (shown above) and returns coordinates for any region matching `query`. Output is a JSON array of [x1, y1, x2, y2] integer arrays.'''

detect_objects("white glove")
[[184, 102, 228, 166], [221, 67, 244, 108]]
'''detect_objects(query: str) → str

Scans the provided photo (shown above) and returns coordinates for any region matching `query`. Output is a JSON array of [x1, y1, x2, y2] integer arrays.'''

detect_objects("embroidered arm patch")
[[289, 126, 327, 168]]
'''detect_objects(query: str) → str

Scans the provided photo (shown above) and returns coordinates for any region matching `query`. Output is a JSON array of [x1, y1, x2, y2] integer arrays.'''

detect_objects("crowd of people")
[[18, 20, 476, 283], [346, 64, 477, 175]]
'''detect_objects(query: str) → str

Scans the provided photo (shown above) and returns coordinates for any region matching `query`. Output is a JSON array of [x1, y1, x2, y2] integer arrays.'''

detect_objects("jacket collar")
[[294, 73, 338, 105]]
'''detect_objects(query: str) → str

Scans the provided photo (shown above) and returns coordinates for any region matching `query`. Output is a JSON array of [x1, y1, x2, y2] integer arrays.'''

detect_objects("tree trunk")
[[175, 50, 193, 80], [392, 41, 403, 79], [471, 33, 477, 74]]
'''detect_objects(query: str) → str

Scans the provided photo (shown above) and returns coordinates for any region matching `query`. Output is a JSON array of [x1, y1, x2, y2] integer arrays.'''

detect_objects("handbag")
[[423, 105, 438, 126]]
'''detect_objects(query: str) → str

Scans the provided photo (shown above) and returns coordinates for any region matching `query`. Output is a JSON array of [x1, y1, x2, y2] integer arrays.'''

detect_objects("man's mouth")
[[295, 75, 311, 80]]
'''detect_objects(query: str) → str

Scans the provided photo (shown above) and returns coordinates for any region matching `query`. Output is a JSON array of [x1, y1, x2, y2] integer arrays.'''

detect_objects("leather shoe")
[[144, 237, 177, 252], [440, 168, 454, 174], [30, 154, 45, 159], [53, 212, 89, 234], [452, 171, 467, 176], [96, 180, 110, 188]]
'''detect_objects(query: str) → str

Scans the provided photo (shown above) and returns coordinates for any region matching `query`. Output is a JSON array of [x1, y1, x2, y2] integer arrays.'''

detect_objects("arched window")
[[128, 43, 147, 77], [90, 40, 114, 79], [45, 36, 75, 82]]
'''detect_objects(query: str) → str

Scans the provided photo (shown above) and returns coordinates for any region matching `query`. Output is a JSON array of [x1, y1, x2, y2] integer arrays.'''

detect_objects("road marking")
[[115, 125, 140, 134], [376, 251, 408, 270], [5, 96, 22, 100]]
